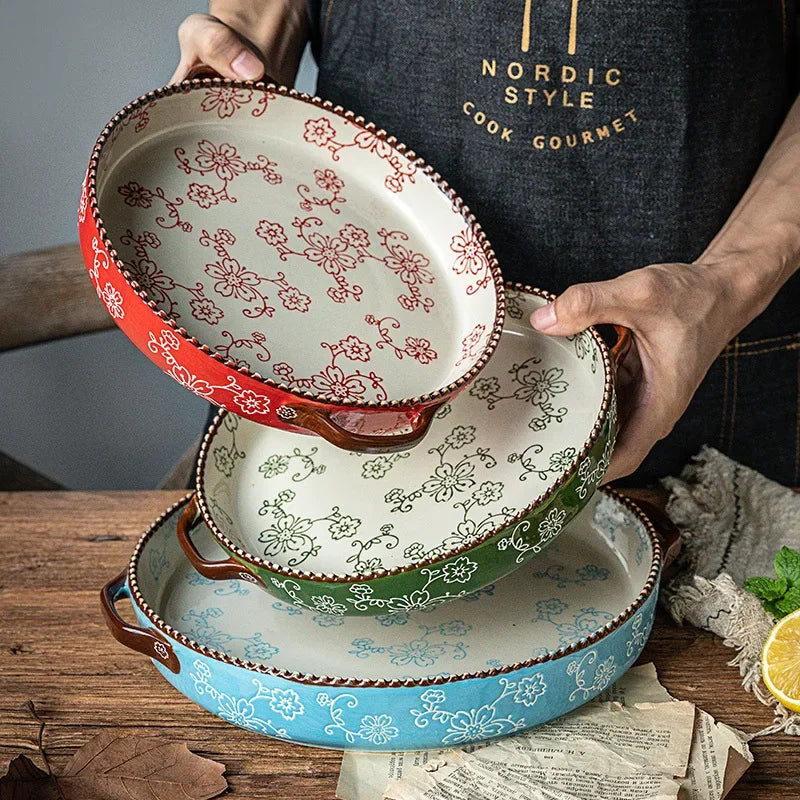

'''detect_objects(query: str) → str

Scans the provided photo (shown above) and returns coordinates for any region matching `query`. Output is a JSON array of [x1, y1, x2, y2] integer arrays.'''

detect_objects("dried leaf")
[[0, 733, 228, 800], [58, 731, 228, 800], [0, 754, 60, 800]]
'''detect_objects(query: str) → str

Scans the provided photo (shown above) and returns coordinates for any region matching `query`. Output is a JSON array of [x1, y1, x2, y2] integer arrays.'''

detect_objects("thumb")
[[172, 14, 265, 83], [529, 282, 618, 336]]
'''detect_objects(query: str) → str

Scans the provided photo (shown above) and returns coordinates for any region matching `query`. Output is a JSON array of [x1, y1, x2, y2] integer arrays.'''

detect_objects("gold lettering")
[[587, 67, 594, 85], [507, 61, 524, 80], [521, 0, 533, 52], [562, 90, 574, 108], [580, 91, 594, 109], [612, 117, 624, 132], [535, 64, 550, 82], [549, 135, 562, 150], [487, 120, 499, 134], [481, 59, 497, 77], [606, 68, 621, 86], [462, 101, 475, 115], [566, 134, 578, 147], [505, 86, 519, 104], [561, 66, 577, 83], [532, 135, 546, 150], [582, 130, 594, 144], [543, 89, 558, 106], [474, 111, 486, 125], [625, 108, 638, 122], [596, 125, 610, 139], [524, 88, 538, 104], [568, 0, 580, 55], [501, 127, 513, 141]]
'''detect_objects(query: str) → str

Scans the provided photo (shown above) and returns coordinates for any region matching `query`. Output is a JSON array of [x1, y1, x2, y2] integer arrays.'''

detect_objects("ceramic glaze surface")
[[124, 490, 659, 749], [92, 85, 499, 402], [202, 291, 607, 577]]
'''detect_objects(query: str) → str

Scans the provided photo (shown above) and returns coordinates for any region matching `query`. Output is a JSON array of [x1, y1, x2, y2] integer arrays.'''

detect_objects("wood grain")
[[0, 243, 114, 350], [1, 491, 797, 798]]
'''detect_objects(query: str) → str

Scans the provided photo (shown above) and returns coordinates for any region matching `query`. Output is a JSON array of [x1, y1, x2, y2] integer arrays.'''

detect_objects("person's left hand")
[[529, 261, 747, 483]]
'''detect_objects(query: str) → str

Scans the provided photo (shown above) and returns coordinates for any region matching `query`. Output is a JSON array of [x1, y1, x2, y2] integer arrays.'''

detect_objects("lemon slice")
[[762, 607, 800, 712]]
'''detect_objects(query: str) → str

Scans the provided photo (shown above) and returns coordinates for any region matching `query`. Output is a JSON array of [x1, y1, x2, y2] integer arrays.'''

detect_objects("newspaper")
[[336, 664, 752, 800]]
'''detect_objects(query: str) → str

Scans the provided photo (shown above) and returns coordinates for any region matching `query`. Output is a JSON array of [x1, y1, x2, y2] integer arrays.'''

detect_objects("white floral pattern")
[[410, 675, 545, 743], [190, 659, 303, 736]]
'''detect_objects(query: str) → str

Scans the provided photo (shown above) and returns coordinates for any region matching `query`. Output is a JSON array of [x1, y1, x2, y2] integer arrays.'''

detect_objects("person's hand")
[[529, 261, 747, 482], [171, 13, 266, 83]]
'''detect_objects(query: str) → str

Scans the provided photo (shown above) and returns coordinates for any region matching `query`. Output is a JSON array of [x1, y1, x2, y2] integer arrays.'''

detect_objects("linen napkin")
[[662, 445, 800, 736]]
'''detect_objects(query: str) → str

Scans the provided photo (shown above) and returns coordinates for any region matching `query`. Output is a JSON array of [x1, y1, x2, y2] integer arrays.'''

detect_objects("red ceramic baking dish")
[[78, 76, 505, 451]]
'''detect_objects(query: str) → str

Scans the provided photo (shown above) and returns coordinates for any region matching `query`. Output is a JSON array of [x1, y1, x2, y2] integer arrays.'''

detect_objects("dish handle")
[[100, 571, 181, 674], [176, 495, 264, 585], [279, 401, 444, 452], [184, 63, 277, 84], [610, 325, 633, 370]]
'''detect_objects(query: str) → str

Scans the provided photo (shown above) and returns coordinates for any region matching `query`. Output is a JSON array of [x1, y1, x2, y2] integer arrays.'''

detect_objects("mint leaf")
[[762, 598, 783, 619], [774, 546, 800, 586], [774, 586, 800, 618], [744, 576, 788, 600]]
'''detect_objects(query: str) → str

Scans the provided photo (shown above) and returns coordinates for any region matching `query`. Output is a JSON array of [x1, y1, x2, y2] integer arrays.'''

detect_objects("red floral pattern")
[[450, 228, 492, 295], [366, 315, 439, 365], [297, 168, 346, 214], [118, 181, 154, 208], [274, 333, 388, 402], [302, 117, 417, 194], [456, 323, 488, 367], [200, 86, 253, 118], [94, 92, 499, 415], [176, 139, 282, 207]]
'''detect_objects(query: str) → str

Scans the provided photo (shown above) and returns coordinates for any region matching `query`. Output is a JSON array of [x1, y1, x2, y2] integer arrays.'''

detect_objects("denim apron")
[[304, 0, 800, 485]]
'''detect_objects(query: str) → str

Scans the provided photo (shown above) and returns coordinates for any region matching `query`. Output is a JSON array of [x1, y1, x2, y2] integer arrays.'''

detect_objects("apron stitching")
[[723, 331, 799, 351], [795, 348, 800, 484], [322, 0, 336, 45], [721, 342, 800, 358], [726, 337, 740, 452], [719, 341, 730, 449], [780, 0, 788, 51]]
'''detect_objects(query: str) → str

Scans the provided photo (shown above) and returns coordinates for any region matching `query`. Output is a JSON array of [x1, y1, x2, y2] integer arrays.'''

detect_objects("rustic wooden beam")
[[0, 243, 115, 350], [0, 451, 64, 490]]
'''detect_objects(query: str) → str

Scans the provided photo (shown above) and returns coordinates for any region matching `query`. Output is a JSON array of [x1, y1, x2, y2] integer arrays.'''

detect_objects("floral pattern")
[[450, 228, 492, 295], [99, 95, 500, 416], [302, 116, 417, 194], [145, 328, 272, 416], [349, 621, 470, 668], [255, 488, 363, 568], [132, 485, 657, 749], [191, 659, 299, 738], [410, 675, 544, 744]]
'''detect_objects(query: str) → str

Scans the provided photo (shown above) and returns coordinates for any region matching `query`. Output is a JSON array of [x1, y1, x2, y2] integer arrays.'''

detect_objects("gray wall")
[[0, 0, 317, 489]]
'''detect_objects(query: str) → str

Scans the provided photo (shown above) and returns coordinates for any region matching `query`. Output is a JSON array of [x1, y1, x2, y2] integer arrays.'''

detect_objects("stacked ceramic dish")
[[88, 76, 670, 750]]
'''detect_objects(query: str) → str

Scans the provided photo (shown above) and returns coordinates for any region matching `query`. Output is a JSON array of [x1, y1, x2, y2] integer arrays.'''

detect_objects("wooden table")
[[1, 491, 798, 797]]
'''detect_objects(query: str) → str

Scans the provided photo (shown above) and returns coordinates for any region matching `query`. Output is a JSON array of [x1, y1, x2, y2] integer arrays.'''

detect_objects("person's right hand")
[[170, 13, 266, 83]]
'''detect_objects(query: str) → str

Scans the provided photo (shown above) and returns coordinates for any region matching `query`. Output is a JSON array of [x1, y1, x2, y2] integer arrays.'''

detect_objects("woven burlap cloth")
[[663, 446, 800, 736]]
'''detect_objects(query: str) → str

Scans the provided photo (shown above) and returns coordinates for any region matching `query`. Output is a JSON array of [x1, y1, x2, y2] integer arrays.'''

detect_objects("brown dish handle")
[[610, 325, 633, 370], [176, 495, 262, 584], [100, 571, 181, 674], [184, 63, 277, 84], [282, 402, 444, 453], [633, 499, 682, 572]]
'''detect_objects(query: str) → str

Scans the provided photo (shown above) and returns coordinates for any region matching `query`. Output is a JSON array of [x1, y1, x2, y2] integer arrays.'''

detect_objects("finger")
[[530, 280, 623, 336], [173, 13, 265, 82], [602, 392, 673, 483]]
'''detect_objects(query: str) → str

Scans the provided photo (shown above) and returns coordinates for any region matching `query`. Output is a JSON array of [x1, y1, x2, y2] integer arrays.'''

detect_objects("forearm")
[[209, 0, 309, 85], [699, 94, 800, 336]]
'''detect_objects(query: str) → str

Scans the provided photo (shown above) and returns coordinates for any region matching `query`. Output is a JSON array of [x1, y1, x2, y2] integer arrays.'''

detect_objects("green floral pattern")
[[201, 289, 616, 614], [257, 489, 362, 567]]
